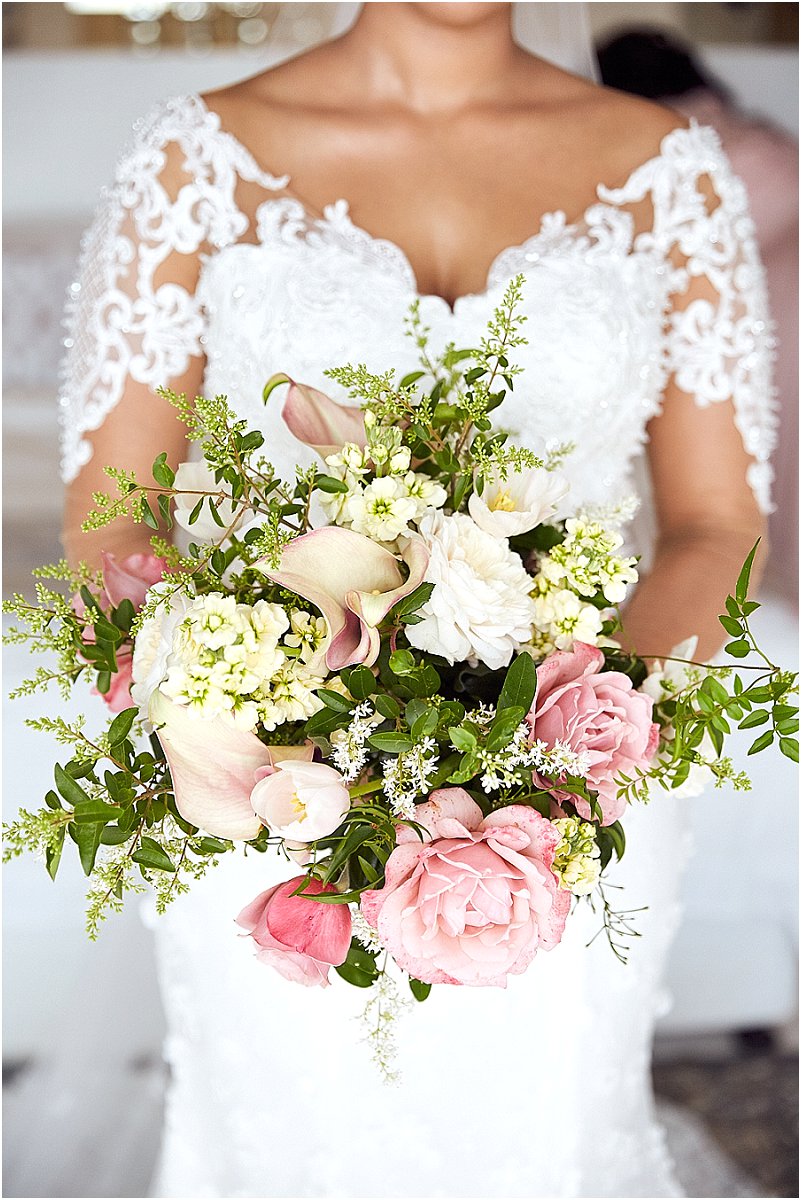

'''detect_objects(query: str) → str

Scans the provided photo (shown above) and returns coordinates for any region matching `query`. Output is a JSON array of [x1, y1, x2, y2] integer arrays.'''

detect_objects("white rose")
[[172, 461, 248, 542], [131, 584, 194, 721], [468, 465, 570, 538], [406, 510, 536, 670]]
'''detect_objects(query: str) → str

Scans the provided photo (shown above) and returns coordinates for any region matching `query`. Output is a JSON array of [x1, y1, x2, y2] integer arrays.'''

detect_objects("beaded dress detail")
[[59, 94, 775, 1198]]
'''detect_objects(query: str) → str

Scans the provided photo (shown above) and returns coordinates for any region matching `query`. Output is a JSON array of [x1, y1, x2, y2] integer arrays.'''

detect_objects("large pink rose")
[[528, 642, 659, 825], [361, 789, 570, 987], [236, 876, 352, 987]]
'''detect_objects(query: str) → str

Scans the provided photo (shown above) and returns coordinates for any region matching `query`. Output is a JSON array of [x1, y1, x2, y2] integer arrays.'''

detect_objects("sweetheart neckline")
[[185, 93, 709, 313]]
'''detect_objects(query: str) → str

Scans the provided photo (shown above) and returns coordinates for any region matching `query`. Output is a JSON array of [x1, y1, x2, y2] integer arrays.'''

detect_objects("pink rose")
[[528, 642, 659, 825], [361, 789, 570, 987], [236, 876, 352, 987]]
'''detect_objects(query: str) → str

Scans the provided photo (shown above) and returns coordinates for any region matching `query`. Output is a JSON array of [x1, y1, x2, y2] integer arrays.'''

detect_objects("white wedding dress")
[[60, 95, 775, 1198]]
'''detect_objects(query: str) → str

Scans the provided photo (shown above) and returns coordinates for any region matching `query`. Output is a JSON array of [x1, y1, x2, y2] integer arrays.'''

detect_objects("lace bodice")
[[60, 93, 776, 517]]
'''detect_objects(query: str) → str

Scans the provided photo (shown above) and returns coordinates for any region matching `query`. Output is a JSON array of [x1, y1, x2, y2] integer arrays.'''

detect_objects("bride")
[[61, 4, 773, 1196]]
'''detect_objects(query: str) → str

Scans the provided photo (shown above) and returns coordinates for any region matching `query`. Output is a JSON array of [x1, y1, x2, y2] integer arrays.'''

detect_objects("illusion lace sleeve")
[[602, 122, 779, 513], [58, 94, 286, 483]]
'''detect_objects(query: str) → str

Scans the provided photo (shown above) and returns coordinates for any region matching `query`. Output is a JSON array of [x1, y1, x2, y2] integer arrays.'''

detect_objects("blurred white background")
[[3, 3, 798, 1197]]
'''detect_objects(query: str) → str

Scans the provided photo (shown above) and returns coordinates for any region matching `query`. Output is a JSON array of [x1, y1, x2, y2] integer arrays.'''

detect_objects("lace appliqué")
[[59, 94, 287, 483], [600, 122, 778, 512]]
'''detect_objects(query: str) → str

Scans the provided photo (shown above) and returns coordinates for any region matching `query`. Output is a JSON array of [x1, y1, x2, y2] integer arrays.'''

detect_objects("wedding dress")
[[59, 94, 776, 1198]]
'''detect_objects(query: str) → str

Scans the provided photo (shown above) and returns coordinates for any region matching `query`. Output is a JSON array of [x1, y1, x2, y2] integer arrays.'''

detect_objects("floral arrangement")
[[5, 277, 797, 1076]]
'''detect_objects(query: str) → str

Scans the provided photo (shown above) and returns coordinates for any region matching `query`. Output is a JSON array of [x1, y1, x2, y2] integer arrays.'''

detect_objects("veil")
[[269, 3, 598, 81]]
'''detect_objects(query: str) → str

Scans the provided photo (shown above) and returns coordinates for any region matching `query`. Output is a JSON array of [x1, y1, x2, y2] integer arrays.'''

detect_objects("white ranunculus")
[[172, 461, 249, 542], [468, 465, 570, 538], [131, 584, 194, 721], [406, 510, 536, 671]]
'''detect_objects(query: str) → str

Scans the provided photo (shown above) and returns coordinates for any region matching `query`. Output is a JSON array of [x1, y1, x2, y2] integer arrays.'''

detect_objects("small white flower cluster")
[[158, 593, 327, 731], [528, 518, 638, 655], [477, 721, 590, 792], [330, 701, 381, 782], [382, 738, 439, 819], [551, 816, 602, 896], [351, 907, 384, 954], [359, 970, 411, 1086], [320, 439, 446, 543]]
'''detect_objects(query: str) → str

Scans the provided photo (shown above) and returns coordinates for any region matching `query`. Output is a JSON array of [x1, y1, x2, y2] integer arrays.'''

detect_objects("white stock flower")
[[531, 588, 604, 651], [541, 518, 638, 604], [401, 472, 447, 519], [344, 476, 419, 542], [468, 465, 569, 538], [131, 584, 195, 720], [406, 510, 537, 670], [172, 461, 248, 542]]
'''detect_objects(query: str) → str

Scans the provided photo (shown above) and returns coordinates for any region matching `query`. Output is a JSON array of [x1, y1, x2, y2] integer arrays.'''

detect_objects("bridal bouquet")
[[5, 277, 797, 1058]]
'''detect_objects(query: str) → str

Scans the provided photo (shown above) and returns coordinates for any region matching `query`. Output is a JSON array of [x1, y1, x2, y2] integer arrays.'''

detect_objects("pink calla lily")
[[264, 373, 366, 458], [150, 692, 299, 840], [260, 527, 429, 670]]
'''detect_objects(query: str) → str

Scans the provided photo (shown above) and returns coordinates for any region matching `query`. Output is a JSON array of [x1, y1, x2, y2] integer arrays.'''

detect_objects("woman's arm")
[[620, 379, 766, 662]]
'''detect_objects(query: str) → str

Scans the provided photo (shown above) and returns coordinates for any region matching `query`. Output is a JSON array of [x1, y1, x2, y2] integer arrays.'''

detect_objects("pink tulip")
[[251, 759, 351, 841], [261, 527, 429, 670], [264, 373, 367, 458], [237, 876, 352, 987], [361, 789, 570, 987], [101, 551, 168, 609]]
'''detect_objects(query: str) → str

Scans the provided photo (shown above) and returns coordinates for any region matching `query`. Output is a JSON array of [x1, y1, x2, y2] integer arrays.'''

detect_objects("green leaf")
[[450, 727, 477, 752], [44, 789, 62, 811], [718, 614, 743, 638], [193, 836, 231, 855], [410, 709, 438, 740], [239, 430, 264, 453], [725, 595, 741, 618], [100, 825, 133, 846], [314, 474, 349, 494], [45, 827, 66, 881], [497, 653, 537, 716], [140, 498, 159, 530], [486, 707, 526, 752], [317, 688, 354, 714], [748, 730, 774, 756], [606, 821, 626, 862], [735, 540, 760, 604], [399, 370, 426, 388], [132, 837, 176, 873], [107, 707, 137, 746], [54, 762, 92, 808], [724, 639, 751, 659], [74, 822, 104, 875], [341, 665, 376, 701], [335, 962, 377, 988], [322, 824, 376, 884], [374, 694, 401, 720], [73, 797, 121, 824], [151, 452, 175, 488], [409, 977, 432, 1002], [389, 650, 416, 676], [187, 496, 205, 526], [779, 737, 799, 762], [738, 709, 769, 730], [776, 718, 799, 736], [368, 732, 414, 754]]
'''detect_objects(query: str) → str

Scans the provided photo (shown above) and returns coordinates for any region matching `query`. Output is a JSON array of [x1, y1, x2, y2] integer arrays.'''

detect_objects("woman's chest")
[[196, 218, 672, 505]]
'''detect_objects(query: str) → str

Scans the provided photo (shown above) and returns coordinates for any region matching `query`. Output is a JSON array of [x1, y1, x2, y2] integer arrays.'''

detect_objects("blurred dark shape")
[[598, 28, 799, 606], [596, 28, 730, 102]]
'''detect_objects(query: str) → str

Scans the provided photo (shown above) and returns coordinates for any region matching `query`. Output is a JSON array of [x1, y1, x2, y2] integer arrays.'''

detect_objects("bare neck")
[[337, 3, 524, 114]]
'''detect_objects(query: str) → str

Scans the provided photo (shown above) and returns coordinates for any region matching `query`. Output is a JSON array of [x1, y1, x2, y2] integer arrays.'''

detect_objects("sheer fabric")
[[59, 95, 776, 1198]]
